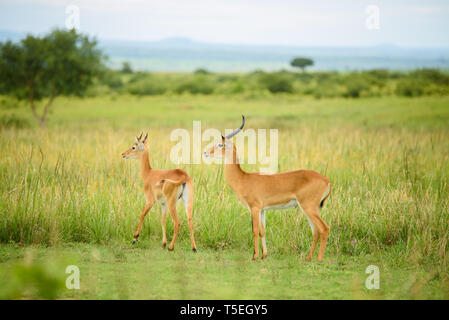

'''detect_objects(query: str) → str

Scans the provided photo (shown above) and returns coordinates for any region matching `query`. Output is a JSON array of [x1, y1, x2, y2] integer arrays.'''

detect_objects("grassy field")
[[0, 94, 448, 299], [1, 242, 448, 300]]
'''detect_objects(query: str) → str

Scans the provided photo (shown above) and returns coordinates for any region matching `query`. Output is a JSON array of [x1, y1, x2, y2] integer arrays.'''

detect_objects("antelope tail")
[[156, 178, 185, 186]]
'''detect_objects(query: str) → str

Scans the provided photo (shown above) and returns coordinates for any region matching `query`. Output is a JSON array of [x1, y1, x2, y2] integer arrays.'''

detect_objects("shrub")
[[175, 79, 215, 94], [128, 72, 149, 84], [259, 73, 293, 93], [101, 71, 123, 89], [121, 61, 133, 74], [410, 69, 449, 86], [0, 114, 30, 129], [343, 77, 371, 98], [127, 78, 167, 95], [0, 96, 20, 110], [366, 69, 390, 80], [313, 83, 340, 99], [395, 78, 425, 97], [194, 68, 210, 75]]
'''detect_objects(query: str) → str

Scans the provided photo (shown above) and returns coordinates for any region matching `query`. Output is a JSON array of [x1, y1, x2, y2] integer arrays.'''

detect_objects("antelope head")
[[122, 132, 149, 159], [204, 115, 245, 160]]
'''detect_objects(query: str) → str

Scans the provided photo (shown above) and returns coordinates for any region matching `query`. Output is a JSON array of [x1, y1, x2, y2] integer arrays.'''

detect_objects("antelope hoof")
[[168, 246, 174, 251], [305, 256, 312, 262], [262, 254, 267, 260], [162, 242, 167, 249], [192, 248, 197, 253], [132, 239, 138, 245]]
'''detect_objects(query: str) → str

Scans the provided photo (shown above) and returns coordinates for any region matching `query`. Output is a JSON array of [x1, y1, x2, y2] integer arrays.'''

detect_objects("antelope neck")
[[224, 147, 245, 187], [139, 149, 152, 178]]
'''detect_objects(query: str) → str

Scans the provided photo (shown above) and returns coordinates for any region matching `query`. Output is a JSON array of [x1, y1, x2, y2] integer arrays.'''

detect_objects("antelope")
[[121, 133, 197, 252], [204, 116, 331, 261]]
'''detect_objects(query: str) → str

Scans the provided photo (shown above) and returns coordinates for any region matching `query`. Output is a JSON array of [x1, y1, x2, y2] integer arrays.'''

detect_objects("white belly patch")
[[263, 199, 298, 211]]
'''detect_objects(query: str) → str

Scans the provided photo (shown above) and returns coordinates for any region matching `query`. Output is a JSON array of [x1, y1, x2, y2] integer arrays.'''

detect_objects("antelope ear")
[[138, 142, 144, 150], [135, 137, 140, 144], [221, 134, 225, 141]]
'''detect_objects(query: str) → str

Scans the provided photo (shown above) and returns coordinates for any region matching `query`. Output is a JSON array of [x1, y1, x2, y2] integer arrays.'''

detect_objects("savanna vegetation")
[[97, 67, 449, 99], [0, 29, 448, 300]]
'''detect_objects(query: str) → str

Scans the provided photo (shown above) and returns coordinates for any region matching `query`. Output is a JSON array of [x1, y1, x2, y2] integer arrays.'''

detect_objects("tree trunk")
[[28, 84, 56, 128], [39, 93, 56, 128], [29, 85, 42, 124]]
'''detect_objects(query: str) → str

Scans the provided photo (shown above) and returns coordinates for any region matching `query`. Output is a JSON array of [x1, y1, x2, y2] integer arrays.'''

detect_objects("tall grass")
[[0, 95, 448, 275]]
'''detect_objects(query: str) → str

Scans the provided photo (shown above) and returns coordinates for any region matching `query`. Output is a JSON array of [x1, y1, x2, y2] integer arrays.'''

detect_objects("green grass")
[[0, 94, 448, 299], [3, 95, 449, 130], [0, 243, 447, 300]]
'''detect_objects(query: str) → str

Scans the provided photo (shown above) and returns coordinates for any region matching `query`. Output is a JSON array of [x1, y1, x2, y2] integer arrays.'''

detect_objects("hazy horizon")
[[1, 0, 449, 48], [2, 0, 449, 71]]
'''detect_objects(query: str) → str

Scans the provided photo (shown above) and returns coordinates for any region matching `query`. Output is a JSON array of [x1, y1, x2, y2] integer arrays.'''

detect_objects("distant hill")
[[100, 38, 449, 72], [2, 30, 449, 71]]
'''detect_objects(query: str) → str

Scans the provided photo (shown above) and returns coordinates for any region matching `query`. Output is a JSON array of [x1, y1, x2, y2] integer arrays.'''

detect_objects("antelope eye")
[[132, 146, 136, 150]]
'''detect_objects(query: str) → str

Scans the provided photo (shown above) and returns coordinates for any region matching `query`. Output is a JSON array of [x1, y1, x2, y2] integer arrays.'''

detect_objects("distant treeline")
[[97, 68, 449, 98]]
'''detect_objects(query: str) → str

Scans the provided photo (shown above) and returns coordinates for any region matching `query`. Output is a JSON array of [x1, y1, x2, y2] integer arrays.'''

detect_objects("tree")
[[121, 61, 133, 73], [290, 57, 314, 72], [0, 29, 104, 127], [194, 68, 210, 75]]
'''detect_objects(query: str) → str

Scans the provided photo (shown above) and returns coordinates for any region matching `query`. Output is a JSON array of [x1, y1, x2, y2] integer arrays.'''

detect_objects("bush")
[[127, 78, 167, 95], [101, 71, 123, 90], [259, 73, 293, 93], [194, 68, 210, 75], [0, 114, 30, 129], [0, 96, 20, 109], [343, 77, 371, 98], [313, 83, 340, 99], [121, 61, 133, 74], [366, 69, 390, 81], [395, 78, 425, 97], [55, 67, 449, 99], [175, 79, 215, 94], [128, 72, 149, 84], [410, 69, 449, 86]]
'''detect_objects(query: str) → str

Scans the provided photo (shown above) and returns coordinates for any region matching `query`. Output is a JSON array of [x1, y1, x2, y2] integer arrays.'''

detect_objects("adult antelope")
[[204, 116, 331, 261], [122, 133, 197, 252]]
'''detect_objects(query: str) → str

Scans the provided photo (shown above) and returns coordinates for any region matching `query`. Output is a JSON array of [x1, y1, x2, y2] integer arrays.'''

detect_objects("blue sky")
[[1, 0, 448, 47]]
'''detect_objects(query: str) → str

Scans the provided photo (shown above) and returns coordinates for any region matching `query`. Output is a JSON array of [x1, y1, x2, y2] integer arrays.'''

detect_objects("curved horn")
[[225, 115, 245, 139], [137, 132, 143, 140], [142, 132, 148, 143]]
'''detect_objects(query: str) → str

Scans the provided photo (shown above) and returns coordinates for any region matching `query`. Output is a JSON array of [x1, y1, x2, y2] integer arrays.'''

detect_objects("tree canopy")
[[290, 57, 314, 72], [0, 29, 105, 127]]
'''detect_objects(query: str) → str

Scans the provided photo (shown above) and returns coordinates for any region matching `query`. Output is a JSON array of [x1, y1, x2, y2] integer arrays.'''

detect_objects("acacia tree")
[[290, 57, 314, 72], [0, 29, 104, 127]]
